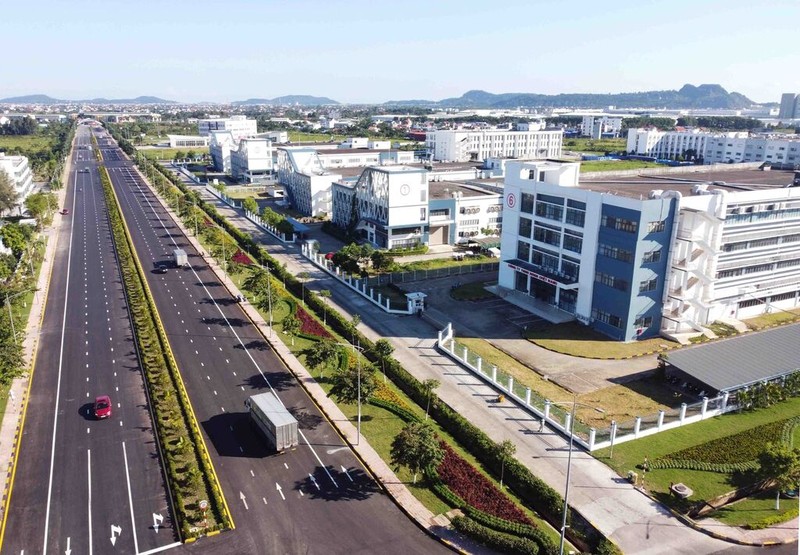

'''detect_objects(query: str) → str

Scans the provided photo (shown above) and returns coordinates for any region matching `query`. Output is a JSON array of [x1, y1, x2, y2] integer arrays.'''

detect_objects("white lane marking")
[[122, 407, 140, 545], [88, 449, 93, 555], [43, 166, 79, 555], [136, 541, 183, 555]]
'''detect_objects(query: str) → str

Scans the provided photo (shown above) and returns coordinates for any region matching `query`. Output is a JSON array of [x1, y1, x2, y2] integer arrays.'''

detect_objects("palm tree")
[[422, 379, 440, 420]]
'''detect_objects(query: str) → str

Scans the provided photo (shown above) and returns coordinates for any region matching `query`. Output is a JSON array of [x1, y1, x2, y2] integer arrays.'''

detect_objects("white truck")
[[173, 248, 189, 268], [245, 392, 299, 453]]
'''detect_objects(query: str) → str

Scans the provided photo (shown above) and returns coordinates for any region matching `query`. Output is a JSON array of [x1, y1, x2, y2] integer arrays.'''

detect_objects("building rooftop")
[[429, 180, 498, 200], [667, 323, 800, 393], [576, 168, 797, 199]]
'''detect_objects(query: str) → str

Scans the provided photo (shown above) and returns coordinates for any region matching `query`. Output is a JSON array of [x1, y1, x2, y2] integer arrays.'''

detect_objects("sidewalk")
[[191, 188, 799, 552], [0, 162, 70, 522], [147, 172, 495, 554]]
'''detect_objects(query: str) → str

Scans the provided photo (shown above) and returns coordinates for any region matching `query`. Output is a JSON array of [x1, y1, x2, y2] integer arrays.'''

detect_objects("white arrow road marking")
[[152, 513, 164, 533], [309, 474, 320, 491], [326, 447, 348, 455], [276, 483, 285, 501], [64, 537, 71, 555], [341, 466, 354, 482], [239, 491, 248, 510], [110, 525, 121, 546]]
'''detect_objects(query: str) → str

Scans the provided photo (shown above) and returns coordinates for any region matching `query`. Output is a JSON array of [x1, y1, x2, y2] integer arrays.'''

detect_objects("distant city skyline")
[[2, 0, 797, 104]]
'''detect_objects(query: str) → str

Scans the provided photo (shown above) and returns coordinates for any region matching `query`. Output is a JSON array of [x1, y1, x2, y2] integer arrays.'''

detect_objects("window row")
[[601, 215, 638, 233], [592, 308, 622, 328], [595, 271, 628, 291]]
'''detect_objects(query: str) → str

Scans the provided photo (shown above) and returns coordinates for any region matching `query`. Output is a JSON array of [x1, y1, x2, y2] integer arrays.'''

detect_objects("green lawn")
[[0, 135, 57, 152], [396, 256, 493, 272], [594, 397, 800, 517], [744, 308, 800, 330], [288, 131, 346, 143], [709, 490, 797, 527], [580, 160, 662, 173], [139, 147, 209, 161], [523, 320, 676, 358], [563, 138, 626, 153]]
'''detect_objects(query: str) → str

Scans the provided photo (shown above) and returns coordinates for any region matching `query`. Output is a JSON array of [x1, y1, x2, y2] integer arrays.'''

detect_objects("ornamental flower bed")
[[296, 305, 333, 339], [231, 249, 253, 266], [437, 443, 533, 525]]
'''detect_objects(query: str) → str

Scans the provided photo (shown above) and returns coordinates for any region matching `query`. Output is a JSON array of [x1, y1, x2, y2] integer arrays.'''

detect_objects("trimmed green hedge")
[[451, 516, 540, 555], [745, 506, 800, 530]]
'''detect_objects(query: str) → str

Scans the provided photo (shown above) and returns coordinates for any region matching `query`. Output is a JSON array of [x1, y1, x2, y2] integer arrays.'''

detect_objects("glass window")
[[639, 278, 658, 293], [642, 249, 662, 264], [517, 240, 530, 261], [520, 193, 534, 214], [518, 217, 532, 238]]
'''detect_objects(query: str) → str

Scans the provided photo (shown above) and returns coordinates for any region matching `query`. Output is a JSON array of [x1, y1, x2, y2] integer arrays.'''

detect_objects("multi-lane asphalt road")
[[100, 136, 449, 553], [3, 126, 178, 554]]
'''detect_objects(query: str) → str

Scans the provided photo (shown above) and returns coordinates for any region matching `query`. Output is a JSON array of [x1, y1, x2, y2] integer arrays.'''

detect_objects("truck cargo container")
[[173, 248, 189, 268], [245, 392, 299, 453]]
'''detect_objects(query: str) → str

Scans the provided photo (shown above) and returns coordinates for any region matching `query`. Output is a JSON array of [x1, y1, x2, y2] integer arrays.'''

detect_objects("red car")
[[93, 395, 112, 419]]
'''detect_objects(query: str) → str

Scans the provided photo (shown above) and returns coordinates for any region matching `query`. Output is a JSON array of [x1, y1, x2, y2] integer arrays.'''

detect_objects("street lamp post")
[[336, 341, 365, 446], [553, 394, 605, 555]]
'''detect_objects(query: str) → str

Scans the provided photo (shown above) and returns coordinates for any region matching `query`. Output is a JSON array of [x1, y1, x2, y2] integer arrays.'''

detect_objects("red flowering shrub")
[[231, 249, 253, 266], [437, 443, 533, 525], [296, 306, 333, 339]]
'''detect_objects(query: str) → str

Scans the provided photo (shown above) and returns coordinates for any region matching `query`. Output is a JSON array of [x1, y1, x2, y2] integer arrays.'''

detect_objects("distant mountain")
[[384, 84, 757, 110], [233, 95, 339, 106], [0, 94, 176, 104], [0, 94, 61, 104]]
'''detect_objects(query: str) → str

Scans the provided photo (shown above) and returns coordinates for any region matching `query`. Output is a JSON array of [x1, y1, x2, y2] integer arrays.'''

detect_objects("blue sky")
[[2, 0, 797, 104]]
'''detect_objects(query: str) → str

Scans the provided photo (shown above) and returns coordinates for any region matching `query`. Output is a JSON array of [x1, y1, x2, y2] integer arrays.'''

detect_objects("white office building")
[[581, 116, 623, 139], [426, 129, 563, 162], [276, 147, 342, 217], [230, 138, 273, 183], [209, 131, 236, 173], [197, 116, 258, 139], [627, 129, 800, 166], [317, 149, 415, 170], [0, 152, 34, 214], [167, 134, 210, 148], [331, 167, 429, 249]]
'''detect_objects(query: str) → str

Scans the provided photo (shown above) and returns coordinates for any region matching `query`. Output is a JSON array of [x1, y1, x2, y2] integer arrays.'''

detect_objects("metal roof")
[[667, 323, 800, 392]]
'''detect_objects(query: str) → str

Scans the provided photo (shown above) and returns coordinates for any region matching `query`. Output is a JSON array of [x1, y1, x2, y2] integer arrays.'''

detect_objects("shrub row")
[[649, 458, 758, 474], [659, 419, 787, 465], [111, 131, 611, 553], [744, 506, 800, 530], [451, 516, 541, 555], [387, 244, 429, 256], [99, 166, 232, 538]]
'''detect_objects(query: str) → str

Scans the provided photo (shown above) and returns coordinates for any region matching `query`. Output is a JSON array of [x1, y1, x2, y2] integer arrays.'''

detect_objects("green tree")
[[497, 439, 517, 488], [297, 271, 310, 306], [301, 339, 342, 377], [24, 192, 57, 229], [422, 378, 440, 420], [260, 206, 283, 227], [0, 223, 29, 259], [242, 197, 259, 215], [758, 443, 800, 510], [174, 150, 187, 161], [0, 169, 19, 215], [390, 422, 444, 484], [372, 338, 394, 383], [242, 266, 274, 314], [282, 313, 301, 346], [370, 250, 394, 271], [0, 308, 24, 385], [318, 289, 331, 325], [329, 356, 378, 406]]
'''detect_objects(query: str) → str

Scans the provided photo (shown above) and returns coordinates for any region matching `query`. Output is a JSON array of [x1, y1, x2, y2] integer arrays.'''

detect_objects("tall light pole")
[[336, 341, 365, 445], [553, 394, 605, 555]]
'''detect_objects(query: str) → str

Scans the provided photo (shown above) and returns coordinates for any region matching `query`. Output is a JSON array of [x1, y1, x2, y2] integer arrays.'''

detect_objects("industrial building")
[[276, 147, 342, 216], [197, 115, 258, 139], [425, 128, 563, 162], [230, 138, 273, 183], [167, 134, 209, 148], [581, 115, 623, 139], [627, 129, 800, 166], [496, 160, 800, 341]]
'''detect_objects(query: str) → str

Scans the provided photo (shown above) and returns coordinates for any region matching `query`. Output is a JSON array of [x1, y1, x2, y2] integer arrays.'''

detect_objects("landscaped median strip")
[[98, 166, 233, 540]]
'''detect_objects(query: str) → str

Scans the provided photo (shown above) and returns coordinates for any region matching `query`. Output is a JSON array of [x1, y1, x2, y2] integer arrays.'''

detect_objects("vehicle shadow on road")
[[294, 466, 381, 501], [241, 371, 293, 392], [287, 407, 323, 431], [201, 411, 271, 459]]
